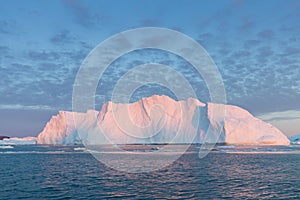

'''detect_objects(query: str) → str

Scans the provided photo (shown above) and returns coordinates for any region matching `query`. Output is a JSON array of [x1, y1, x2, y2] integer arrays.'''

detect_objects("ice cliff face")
[[36, 111, 86, 145], [36, 95, 290, 145]]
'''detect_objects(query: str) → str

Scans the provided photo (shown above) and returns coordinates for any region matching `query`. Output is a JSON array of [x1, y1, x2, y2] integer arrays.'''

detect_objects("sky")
[[0, 0, 299, 137]]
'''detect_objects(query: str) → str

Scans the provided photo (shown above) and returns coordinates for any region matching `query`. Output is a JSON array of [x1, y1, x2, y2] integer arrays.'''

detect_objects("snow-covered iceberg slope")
[[36, 95, 290, 145], [289, 134, 300, 145], [0, 137, 36, 145]]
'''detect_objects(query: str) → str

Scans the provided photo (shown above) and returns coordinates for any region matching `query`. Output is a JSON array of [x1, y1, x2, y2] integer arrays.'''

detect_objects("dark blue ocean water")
[[0, 145, 299, 199]]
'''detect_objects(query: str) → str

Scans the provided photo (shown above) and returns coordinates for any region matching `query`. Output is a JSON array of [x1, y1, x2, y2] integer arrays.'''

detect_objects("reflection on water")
[[0, 145, 299, 199]]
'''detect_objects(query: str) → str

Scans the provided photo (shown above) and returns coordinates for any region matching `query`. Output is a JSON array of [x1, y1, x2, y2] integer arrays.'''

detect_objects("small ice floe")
[[74, 147, 86, 151], [217, 145, 235, 149], [0, 145, 14, 149]]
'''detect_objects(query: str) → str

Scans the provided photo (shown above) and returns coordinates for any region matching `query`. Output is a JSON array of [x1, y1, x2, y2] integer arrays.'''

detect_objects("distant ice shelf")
[[0, 137, 36, 145]]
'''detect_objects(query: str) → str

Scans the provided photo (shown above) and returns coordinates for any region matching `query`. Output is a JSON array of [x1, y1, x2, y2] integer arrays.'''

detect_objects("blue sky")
[[0, 0, 299, 137]]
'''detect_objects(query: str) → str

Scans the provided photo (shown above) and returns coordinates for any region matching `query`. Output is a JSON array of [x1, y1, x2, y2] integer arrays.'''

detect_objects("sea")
[[0, 144, 299, 199]]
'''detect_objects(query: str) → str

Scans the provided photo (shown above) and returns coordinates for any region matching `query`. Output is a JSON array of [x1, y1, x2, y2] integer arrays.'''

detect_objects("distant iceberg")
[[0, 137, 36, 145], [36, 95, 290, 145], [289, 134, 300, 145], [0, 136, 10, 140]]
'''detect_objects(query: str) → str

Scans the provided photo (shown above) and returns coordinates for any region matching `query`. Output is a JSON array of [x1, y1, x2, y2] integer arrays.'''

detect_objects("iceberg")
[[289, 134, 300, 145], [0, 136, 10, 140], [36, 95, 290, 145], [0, 137, 36, 145]]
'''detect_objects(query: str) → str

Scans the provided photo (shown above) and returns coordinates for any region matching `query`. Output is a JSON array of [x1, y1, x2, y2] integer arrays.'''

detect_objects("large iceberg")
[[37, 95, 290, 145], [289, 134, 300, 145]]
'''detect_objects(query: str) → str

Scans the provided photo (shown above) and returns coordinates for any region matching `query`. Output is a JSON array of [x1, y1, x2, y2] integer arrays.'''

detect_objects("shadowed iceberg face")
[[36, 95, 290, 146]]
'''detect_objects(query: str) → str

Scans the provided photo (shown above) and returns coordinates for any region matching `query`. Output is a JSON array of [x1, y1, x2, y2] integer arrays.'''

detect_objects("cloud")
[[230, 0, 245, 8], [0, 0, 299, 118], [197, 33, 214, 46], [37, 62, 63, 71], [281, 47, 300, 57], [231, 50, 251, 58], [0, 45, 10, 54], [214, 34, 300, 112], [50, 30, 76, 45], [28, 50, 61, 61], [26, 48, 88, 64], [258, 46, 274, 57], [79, 41, 93, 50], [62, 0, 95, 28], [0, 19, 16, 34], [255, 46, 274, 63], [257, 30, 275, 40], [0, 104, 55, 110], [257, 110, 300, 136], [240, 17, 255, 32], [243, 39, 261, 48], [61, 50, 88, 63], [257, 110, 300, 122], [0, 57, 78, 111], [140, 19, 160, 26]]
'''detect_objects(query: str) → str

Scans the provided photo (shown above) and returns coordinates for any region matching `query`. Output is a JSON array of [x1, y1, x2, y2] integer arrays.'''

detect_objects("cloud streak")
[[257, 110, 300, 136]]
